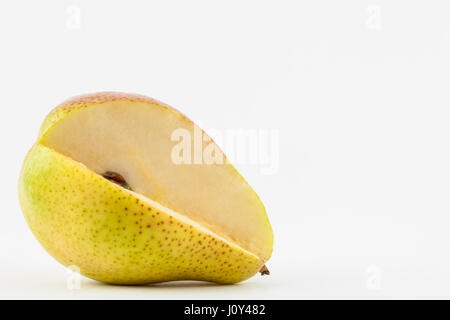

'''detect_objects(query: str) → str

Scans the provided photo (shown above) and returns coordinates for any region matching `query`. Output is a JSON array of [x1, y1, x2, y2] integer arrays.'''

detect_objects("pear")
[[18, 92, 273, 284]]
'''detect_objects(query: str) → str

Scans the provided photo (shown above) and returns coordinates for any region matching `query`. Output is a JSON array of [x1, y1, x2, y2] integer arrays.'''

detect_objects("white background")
[[1, 0, 450, 299]]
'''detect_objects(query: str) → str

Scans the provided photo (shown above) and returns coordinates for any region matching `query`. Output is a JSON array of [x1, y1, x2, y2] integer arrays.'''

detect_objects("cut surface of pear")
[[40, 92, 273, 261], [19, 92, 273, 284]]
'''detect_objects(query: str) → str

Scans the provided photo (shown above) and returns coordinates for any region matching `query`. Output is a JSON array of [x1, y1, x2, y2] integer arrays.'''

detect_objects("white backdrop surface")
[[1, 0, 450, 299]]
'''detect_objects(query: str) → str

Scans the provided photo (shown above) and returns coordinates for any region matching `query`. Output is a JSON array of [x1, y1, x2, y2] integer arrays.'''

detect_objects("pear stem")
[[259, 265, 270, 276]]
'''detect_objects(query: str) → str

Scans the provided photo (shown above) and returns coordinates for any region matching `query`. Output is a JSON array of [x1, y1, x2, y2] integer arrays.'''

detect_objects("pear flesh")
[[18, 92, 273, 284]]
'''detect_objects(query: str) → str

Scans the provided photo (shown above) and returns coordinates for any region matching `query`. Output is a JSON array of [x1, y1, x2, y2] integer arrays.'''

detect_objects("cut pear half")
[[21, 92, 273, 283]]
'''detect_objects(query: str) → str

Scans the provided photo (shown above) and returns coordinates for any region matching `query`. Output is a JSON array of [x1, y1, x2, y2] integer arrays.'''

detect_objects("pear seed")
[[102, 171, 132, 190]]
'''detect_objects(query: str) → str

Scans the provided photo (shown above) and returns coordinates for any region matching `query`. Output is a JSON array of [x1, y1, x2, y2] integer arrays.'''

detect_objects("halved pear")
[[18, 92, 273, 284]]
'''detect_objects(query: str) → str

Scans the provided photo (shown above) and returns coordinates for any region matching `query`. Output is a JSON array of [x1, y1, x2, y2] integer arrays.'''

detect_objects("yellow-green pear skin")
[[19, 144, 264, 284]]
